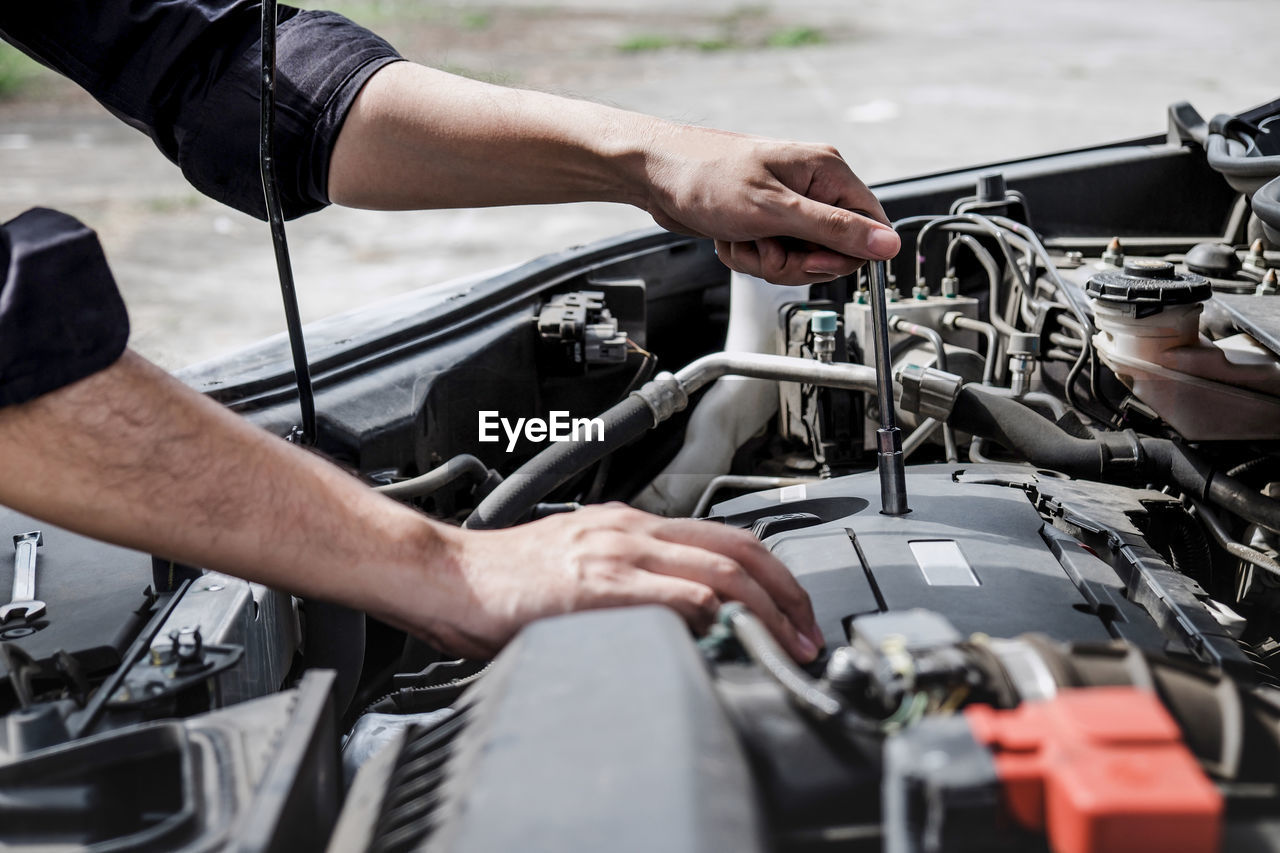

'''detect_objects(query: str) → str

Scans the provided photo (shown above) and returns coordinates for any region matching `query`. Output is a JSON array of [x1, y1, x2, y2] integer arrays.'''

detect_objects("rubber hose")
[[1140, 442, 1280, 535], [946, 386, 1104, 475], [463, 394, 655, 530], [375, 453, 495, 500], [946, 387, 1280, 534]]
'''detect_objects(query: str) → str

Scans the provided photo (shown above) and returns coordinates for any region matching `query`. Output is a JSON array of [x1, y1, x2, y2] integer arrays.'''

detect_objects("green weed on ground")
[[0, 44, 47, 101], [617, 34, 679, 53], [617, 16, 829, 54], [766, 26, 825, 48]]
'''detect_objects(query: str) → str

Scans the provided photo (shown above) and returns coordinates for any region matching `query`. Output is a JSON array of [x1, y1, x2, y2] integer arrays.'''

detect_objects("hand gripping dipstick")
[[2, 531, 46, 623], [867, 260, 910, 515]]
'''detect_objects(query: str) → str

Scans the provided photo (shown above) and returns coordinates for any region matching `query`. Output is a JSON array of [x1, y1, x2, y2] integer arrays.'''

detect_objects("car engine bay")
[[6, 96, 1280, 851]]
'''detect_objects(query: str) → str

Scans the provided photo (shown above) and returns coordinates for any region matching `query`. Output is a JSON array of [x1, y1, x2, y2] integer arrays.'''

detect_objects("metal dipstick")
[[867, 260, 910, 515]]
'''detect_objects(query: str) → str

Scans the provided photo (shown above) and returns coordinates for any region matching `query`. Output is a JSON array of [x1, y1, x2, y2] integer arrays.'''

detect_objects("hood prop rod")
[[868, 259, 909, 515], [260, 0, 317, 446]]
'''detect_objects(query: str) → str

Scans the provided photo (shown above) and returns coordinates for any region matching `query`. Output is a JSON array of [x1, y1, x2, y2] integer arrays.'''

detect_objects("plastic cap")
[[1123, 259, 1176, 279], [977, 173, 1007, 203], [810, 310, 839, 333], [1086, 263, 1211, 305], [1184, 242, 1241, 278]]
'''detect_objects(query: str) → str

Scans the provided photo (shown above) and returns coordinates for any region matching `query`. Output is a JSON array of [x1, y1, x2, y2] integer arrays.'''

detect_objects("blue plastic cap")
[[810, 310, 839, 333]]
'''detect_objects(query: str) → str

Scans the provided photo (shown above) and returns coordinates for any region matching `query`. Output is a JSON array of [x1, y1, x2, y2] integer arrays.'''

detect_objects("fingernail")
[[795, 631, 819, 662], [802, 270, 840, 282], [867, 228, 901, 259]]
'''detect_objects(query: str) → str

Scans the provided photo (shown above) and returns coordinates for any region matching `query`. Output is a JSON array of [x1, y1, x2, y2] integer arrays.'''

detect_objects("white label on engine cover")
[[778, 484, 807, 502], [909, 540, 980, 586]]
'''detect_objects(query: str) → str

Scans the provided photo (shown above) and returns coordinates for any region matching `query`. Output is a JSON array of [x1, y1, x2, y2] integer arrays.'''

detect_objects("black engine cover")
[[710, 464, 1242, 671]]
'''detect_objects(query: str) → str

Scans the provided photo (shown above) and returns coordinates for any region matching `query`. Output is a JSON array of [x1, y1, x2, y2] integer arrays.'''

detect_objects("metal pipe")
[[692, 475, 819, 519], [945, 233, 1018, 339], [945, 313, 999, 386], [868, 260, 909, 515], [902, 418, 942, 459], [906, 214, 1035, 305], [672, 352, 879, 397], [466, 353, 880, 530], [889, 316, 957, 462]]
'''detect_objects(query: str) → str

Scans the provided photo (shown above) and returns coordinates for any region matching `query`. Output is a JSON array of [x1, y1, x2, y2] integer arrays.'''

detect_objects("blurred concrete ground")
[[1, 0, 1277, 368]]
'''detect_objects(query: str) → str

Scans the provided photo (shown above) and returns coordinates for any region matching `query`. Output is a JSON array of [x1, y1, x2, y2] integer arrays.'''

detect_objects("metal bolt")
[[170, 625, 204, 663], [809, 311, 839, 364], [940, 272, 959, 298], [825, 645, 867, 691], [1246, 238, 1269, 272], [1101, 236, 1124, 267], [1007, 332, 1040, 397], [1257, 269, 1279, 296]]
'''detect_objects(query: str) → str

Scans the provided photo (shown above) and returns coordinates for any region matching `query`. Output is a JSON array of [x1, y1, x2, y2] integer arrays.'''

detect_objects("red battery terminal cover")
[[965, 686, 1222, 853]]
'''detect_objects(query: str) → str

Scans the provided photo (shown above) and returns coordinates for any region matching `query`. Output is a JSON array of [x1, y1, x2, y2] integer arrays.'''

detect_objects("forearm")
[[327, 61, 899, 284], [0, 350, 458, 636], [329, 62, 654, 211], [0, 349, 821, 660]]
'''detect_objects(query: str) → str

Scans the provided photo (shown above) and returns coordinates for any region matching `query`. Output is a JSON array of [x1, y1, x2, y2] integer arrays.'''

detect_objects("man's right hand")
[[637, 123, 901, 286], [393, 504, 824, 663], [329, 63, 900, 288]]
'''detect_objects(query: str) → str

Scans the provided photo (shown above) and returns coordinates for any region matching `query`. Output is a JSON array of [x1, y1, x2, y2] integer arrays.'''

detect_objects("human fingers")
[[629, 534, 818, 663], [772, 143, 891, 227], [605, 568, 724, 634], [770, 194, 900, 262], [580, 505, 820, 655], [757, 237, 867, 281], [644, 518, 822, 651], [547, 513, 724, 631], [715, 238, 860, 286]]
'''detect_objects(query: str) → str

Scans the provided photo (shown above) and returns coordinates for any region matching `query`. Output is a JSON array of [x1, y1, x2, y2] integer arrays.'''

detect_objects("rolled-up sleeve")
[[0, 2, 403, 219], [0, 209, 130, 407]]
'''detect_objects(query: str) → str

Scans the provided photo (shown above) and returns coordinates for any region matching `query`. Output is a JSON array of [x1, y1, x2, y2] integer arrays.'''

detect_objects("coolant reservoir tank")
[[1088, 260, 1280, 440], [1086, 260, 1209, 356]]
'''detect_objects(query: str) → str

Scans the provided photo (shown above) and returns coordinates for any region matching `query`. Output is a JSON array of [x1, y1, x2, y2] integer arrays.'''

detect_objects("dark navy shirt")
[[0, 2, 402, 406]]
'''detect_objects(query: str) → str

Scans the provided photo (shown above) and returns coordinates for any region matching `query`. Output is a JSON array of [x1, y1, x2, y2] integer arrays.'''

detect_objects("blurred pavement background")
[[1, 0, 1277, 368]]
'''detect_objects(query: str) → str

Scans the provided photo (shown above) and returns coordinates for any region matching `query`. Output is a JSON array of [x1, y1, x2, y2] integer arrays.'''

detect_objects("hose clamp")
[[1099, 429, 1144, 473], [895, 364, 963, 421], [631, 372, 688, 426]]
